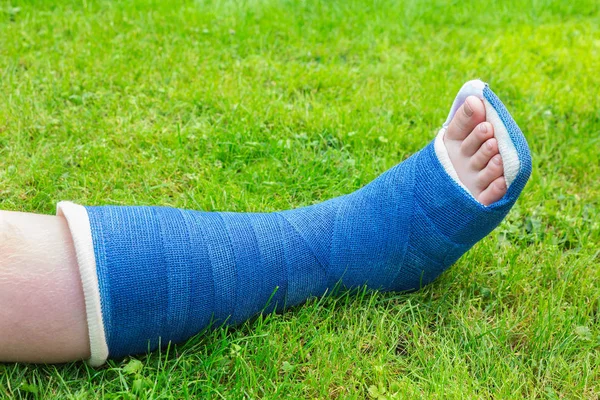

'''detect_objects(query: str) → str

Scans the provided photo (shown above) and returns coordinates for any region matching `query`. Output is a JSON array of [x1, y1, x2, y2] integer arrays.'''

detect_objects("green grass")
[[1, 0, 599, 398]]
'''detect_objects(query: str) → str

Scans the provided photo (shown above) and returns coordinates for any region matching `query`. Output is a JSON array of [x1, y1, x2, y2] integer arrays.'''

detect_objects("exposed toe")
[[477, 154, 504, 189], [443, 91, 508, 206], [477, 176, 507, 206], [470, 138, 498, 170], [445, 96, 486, 141], [461, 122, 494, 156]]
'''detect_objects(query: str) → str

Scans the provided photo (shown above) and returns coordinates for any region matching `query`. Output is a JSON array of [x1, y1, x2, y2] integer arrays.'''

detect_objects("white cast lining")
[[434, 79, 520, 201], [57, 201, 108, 366]]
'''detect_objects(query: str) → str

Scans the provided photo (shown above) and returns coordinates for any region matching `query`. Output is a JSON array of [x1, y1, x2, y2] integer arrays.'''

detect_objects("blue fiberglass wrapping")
[[85, 85, 531, 358]]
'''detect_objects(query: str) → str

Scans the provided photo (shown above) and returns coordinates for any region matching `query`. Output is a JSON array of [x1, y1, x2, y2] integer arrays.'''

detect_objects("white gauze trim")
[[482, 98, 519, 186], [57, 201, 108, 366], [434, 79, 521, 200]]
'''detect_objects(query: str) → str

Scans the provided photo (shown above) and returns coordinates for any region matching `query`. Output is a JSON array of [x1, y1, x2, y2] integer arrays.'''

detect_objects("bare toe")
[[471, 138, 498, 170], [478, 154, 503, 189], [445, 96, 486, 141], [461, 122, 494, 156], [478, 176, 507, 206]]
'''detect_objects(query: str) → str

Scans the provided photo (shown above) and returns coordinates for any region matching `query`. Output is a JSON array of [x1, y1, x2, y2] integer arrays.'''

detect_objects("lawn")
[[0, 0, 599, 398]]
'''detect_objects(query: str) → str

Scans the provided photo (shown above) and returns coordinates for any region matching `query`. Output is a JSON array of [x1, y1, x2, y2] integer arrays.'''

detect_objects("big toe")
[[445, 96, 486, 141]]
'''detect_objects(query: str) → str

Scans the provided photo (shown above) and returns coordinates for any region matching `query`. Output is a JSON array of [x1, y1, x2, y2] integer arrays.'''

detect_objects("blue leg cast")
[[58, 80, 532, 365]]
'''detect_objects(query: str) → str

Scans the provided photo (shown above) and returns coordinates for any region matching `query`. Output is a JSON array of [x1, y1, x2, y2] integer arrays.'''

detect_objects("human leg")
[[0, 80, 531, 365], [0, 211, 89, 363]]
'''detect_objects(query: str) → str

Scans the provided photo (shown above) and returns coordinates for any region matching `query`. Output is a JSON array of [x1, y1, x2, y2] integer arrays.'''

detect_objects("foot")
[[443, 96, 507, 206]]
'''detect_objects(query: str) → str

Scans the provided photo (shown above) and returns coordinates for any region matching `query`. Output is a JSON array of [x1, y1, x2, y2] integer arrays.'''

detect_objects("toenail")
[[493, 155, 502, 165], [463, 100, 474, 117], [486, 141, 493, 150], [496, 180, 507, 190], [479, 123, 488, 133]]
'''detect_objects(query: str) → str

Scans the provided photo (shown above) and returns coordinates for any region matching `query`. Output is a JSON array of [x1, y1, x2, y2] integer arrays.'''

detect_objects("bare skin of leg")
[[0, 211, 90, 363]]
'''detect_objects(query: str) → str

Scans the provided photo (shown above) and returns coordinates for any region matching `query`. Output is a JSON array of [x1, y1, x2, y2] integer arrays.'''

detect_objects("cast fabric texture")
[[58, 80, 532, 366]]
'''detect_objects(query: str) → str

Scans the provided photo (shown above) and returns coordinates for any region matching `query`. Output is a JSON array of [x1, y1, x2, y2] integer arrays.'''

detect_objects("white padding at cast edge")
[[482, 98, 519, 186], [57, 201, 108, 367]]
